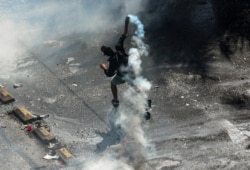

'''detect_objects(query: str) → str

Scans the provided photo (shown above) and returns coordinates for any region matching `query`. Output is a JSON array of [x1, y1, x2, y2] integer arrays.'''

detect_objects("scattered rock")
[[13, 83, 23, 89], [72, 83, 78, 87], [44, 40, 63, 48], [43, 154, 59, 160]]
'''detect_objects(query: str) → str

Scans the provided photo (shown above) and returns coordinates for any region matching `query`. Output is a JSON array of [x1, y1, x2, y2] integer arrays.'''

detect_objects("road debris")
[[72, 83, 78, 87], [25, 125, 33, 132], [13, 83, 23, 89], [153, 85, 159, 88], [0, 87, 15, 104], [43, 154, 59, 160]]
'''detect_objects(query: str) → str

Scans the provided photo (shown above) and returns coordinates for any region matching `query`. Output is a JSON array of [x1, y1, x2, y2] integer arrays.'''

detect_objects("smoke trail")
[[83, 15, 152, 170], [110, 14, 152, 169], [126, 14, 151, 100], [128, 15, 145, 38]]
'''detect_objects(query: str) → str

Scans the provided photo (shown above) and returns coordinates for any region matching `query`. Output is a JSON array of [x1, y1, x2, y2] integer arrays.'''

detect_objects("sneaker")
[[147, 99, 152, 108], [145, 99, 152, 111], [112, 99, 119, 107], [144, 112, 151, 120]]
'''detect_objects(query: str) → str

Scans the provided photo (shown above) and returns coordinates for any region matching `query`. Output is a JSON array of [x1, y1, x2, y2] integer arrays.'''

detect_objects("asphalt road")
[[1, 1, 250, 170]]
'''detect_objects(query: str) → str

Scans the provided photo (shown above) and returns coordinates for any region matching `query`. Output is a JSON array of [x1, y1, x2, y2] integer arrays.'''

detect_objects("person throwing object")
[[100, 17, 130, 107]]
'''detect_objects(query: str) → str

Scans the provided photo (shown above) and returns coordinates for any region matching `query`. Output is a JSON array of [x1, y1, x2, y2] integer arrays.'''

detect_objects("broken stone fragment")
[[72, 83, 78, 87], [36, 114, 49, 120], [13, 83, 23, 89], [48, 142, 63, 150], [43, 154, 59, 160]]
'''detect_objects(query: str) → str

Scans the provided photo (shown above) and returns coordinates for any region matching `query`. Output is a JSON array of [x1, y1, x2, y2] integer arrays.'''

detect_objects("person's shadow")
[[95, 107, 123, 153]]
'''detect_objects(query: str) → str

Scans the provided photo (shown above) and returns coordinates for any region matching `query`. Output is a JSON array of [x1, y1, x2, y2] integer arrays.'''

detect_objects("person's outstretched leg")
[[111, 83, 119, 107], [111, 84, 118, 100]]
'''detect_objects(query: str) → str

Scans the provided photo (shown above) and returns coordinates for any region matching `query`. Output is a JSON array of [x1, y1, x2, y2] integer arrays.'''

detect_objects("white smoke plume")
[[0, 0, 149, 78], [0, 1, 153, 169], [75, 14, 152, 170], [83, 156, 134, 170], [105, 14, 152, 169], [125, 14, 152, 105]]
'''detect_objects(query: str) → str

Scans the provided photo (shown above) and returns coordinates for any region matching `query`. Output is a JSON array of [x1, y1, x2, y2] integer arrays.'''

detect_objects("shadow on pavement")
[[95, 108, 122, 153]]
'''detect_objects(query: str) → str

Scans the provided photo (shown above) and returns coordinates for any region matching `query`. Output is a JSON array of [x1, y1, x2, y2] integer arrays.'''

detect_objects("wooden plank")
[[59, 147, 73, 158], [33, 127, 55, 144], [58, 147, 73, 163], [13, 106, 35, 123], [0, 87, 15, 104]]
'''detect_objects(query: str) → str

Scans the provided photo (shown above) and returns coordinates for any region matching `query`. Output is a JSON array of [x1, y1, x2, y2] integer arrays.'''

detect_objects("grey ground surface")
[[1, 0, 250, 170]]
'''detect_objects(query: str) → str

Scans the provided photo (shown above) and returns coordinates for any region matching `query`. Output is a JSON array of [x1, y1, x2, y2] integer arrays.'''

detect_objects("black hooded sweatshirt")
[[104, 34, 128, 77]]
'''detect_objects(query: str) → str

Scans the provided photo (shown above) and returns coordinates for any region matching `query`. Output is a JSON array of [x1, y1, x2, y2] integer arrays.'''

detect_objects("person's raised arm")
[[123, 16, 130, 36]]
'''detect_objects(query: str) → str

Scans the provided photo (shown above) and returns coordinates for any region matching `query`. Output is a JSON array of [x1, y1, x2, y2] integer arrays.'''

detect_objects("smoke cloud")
[[73, 14, 152, 170], [103, 14, 152, 169], [83, 156, 134, 170], [0, 0, 149, 39], [0, 1, 156, 169], [0, 0, 149, 78]]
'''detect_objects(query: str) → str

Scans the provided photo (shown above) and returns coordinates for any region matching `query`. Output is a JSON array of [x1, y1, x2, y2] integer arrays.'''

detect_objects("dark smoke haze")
[[0, 0, 158, 78], [2, 1, 246, 169]]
